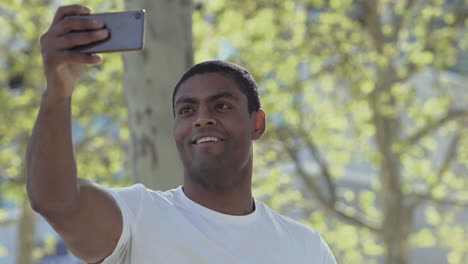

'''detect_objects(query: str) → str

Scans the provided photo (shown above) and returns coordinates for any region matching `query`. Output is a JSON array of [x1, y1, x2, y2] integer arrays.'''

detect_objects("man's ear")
[[252, 109, 266, 140]]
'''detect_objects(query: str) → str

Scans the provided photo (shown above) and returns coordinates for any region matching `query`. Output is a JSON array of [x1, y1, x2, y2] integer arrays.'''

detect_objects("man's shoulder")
[[106, 184, 180, 209], [109, 183, 178, 196], [258, 201, 321, 238], [259, 202, 337, 263]]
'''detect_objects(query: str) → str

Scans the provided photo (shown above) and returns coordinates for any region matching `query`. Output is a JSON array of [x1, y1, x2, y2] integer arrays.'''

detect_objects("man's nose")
[[193, 116, 217, 128]]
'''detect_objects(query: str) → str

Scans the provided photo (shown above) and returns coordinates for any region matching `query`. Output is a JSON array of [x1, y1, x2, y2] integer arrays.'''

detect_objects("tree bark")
[[123, 0, 193, 190], [371, 69, 411, 264], [15, 199, 36, 264]]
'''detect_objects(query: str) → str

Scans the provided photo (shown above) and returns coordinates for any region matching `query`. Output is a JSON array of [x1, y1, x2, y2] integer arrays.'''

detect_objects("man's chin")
[[192, 158, 225, 172]]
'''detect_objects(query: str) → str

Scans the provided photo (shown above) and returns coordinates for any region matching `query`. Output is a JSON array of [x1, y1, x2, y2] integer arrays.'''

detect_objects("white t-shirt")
[[102, 184, 337, 264]]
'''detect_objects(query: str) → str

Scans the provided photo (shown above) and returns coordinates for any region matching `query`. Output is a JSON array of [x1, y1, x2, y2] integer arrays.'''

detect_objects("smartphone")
[[70, 10, 146, 53]]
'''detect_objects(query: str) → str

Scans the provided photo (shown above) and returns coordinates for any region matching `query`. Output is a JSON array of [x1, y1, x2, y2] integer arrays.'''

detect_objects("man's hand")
[[40, 5, 108, 99]]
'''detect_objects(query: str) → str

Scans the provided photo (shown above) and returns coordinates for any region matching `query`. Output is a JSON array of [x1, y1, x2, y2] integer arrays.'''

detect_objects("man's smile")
[[191, 134, 225, 145], [194, 136, 223, 144]]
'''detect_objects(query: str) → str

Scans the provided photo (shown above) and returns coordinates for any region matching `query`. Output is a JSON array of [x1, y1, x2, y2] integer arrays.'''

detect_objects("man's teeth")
[[196, 137, 221, 144]]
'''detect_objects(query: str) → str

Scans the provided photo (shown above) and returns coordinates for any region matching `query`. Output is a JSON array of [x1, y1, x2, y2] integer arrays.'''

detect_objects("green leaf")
[[411, 228, 436, 248]]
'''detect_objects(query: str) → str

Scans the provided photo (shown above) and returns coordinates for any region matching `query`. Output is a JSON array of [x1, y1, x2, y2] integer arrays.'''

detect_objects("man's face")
[[173, 72, 265, 187]]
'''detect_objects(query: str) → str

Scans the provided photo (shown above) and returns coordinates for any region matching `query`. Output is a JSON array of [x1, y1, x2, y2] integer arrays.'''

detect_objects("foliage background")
[[0, 0, 467, 263]]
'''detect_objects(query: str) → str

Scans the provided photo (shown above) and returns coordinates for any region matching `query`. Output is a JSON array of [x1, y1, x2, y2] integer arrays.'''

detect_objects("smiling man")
[[26, 5, 337, 264], [173, 66, 265, 216]]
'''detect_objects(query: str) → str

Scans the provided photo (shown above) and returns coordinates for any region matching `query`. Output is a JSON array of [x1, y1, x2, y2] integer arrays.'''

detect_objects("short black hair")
[[172, 60, 261, 116]]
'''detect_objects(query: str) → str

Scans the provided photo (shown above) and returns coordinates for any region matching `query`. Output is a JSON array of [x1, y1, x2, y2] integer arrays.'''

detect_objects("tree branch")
[[453, 0, 468, 26], [397, 0, 465, 83], [289, 71, 338, 203], [0, 217, 19, 226], [390, 0, 417, 42], [409, 193, 468, 208], [396, 62, 419, 83], [408, 132, 461, 210], [404, 110, 468, 148], [277, 129, 380, 233], [435, 133, 460, 180], [299, 128, 337, 204], [356, 0, 384, 53]]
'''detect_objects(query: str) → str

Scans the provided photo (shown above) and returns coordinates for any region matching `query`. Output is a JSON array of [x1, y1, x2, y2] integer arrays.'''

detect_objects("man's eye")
[[217, 103, 231, 109], [179, 107, 193, 115]]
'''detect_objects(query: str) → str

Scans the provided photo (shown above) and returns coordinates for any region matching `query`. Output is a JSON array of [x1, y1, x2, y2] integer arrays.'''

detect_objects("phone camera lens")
[[135, 12, 142, 19]]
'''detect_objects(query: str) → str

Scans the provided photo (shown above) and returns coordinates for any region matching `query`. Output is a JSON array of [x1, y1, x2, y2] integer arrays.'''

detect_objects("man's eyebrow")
[[208, 91, 239, 102], [175, 92, 239, 107], [175, 96, 198, 107]]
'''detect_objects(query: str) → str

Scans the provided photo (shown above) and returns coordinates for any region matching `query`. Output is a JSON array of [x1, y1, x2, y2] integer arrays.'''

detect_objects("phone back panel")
[[72, 10, 145, 53]]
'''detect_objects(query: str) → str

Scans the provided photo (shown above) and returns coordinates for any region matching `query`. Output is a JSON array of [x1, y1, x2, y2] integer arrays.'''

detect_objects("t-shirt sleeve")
[[100, 184, 145, 264], [317, 234, 337, 264], [300, 223, 337, 264]]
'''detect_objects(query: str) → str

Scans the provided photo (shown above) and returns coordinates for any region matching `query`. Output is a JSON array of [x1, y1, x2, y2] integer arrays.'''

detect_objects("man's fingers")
[[46, 29, 109, 50], [44, 50, 102, 65], [41, 6, 108, 66], [51, 16, 105, 37], [51, 5, 91, 25]]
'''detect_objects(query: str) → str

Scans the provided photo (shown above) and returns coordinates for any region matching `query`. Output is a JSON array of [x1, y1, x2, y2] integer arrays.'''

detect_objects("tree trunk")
[[383, 207, 412, 264], [372, 70, 411, 264], [15, 199, 36, 264], [123, 0, 193, 190]]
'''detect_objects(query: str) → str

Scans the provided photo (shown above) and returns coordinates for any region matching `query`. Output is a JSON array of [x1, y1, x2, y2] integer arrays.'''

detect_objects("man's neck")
[[182, 181, 254, 216]]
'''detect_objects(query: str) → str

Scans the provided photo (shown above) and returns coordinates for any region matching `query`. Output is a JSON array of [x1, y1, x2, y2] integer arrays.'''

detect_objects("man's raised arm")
[[26, 5, 122, 263]]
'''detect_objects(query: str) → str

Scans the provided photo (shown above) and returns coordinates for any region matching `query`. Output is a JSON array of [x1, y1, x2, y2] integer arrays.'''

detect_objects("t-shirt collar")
[[175, 186, 260, 225]]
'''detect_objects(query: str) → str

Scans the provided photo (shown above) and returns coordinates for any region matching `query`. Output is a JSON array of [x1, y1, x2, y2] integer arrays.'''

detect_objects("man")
[[27, 5, 337, 264]]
